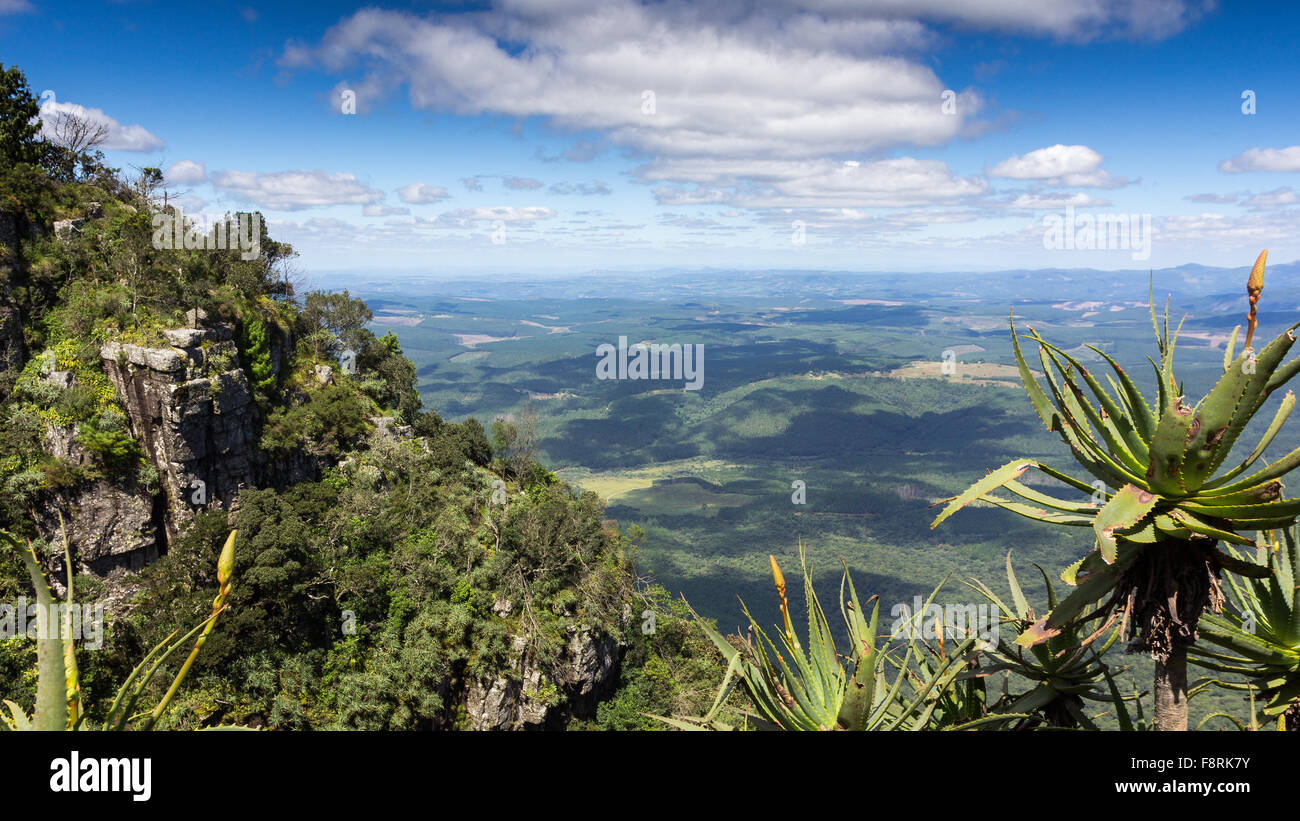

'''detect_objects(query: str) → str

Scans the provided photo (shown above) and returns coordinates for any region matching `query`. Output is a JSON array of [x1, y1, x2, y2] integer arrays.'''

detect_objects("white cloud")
[[210, 169, 385, 210], [639, 156, 985, 208], [164, 160, 207, 185], [38, 100, 164, 152], [396, 183, 451, 203], [991, 144, 1096, 178], [1241, 187, 1298, 210], [1009, 192, 1111, 209], [1157, 210, 1296, 244], [783, 0, 1207, 40], [363, 203, 411, 216], [442, 206, 556, 222], [0, 0, 34, 14], [281, 5, 979, 160], [1220, 146, 1300, 173]]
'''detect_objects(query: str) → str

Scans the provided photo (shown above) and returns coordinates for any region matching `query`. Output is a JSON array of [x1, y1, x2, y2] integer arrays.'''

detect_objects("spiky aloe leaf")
[[1091, 346, 1157, 444], [1017, 540, 1141, 647], [1282, 528, 1300, 641], [1223, 325, 1242, 373], [1145, 396, 1196, 494], [1093, 484, 1159, 564], [1010, 311, 1058, 432], [1162, 509, 1257, 546], [1197, 613, 1295, 666], [1205, 391, 1295, 489], [930, 460, 1034, 529], [2, 699, 32, 731], [1180, 350, 1260, 488], [981, 495, 1095, 526], [1199, 321, 1300, 481], [1038, 338, 1149, 466], [838, 566, 879, 730], [1001, 479, 1100, 514], [9, 535, 67, 732], [1036, 344, 1148, 487], [1210, 545, 1274, 578], [1180, 498, 1300, 520], [1202, 442, 1300, 498], [1006, 551, 1030, 619]]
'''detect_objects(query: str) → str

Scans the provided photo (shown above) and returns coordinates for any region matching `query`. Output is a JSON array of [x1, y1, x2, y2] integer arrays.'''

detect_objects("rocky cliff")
[[31, 310, 329, 577], [463, 621, 622, 730]]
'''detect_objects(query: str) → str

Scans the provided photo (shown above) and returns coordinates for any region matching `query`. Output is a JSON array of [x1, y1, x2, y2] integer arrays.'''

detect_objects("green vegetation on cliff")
[[0, 64, 723, 729]]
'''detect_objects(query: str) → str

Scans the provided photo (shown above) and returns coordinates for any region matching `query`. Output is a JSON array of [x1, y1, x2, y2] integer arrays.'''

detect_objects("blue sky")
[[4, 0, 1299, 275]]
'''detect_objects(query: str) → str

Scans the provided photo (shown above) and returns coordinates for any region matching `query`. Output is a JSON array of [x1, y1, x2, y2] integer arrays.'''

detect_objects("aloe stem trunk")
[[1153, 644, 1189, 731]]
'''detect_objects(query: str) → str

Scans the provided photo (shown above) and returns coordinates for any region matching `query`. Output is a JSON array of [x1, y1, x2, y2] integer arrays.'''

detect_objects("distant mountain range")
[[308, 257, 1300, 315]]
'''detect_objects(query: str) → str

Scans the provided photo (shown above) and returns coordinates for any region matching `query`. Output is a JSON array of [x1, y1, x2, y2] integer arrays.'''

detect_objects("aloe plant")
[[1188, 526, 1300, 730], [0, 528, 237, 731], [968, 552, 1125, 729], [932, 250, 1300, 729], [656, 544, 1028, 730]]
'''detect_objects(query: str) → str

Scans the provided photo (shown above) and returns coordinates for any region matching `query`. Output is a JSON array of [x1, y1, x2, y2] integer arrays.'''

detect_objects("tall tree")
[[0, 64, 42, 168]]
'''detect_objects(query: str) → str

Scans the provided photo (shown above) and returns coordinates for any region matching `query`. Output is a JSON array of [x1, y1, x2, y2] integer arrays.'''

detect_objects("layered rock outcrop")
[[100, 321, 259, 548]]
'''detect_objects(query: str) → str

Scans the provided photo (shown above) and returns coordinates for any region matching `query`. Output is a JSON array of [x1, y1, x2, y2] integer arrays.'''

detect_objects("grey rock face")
[[462, 625, 622, 730], [36, 424, 159, 578], [53, 219, 85, 237], [370, 415, 414, 442], [100, 328, 259, 548], [162, 327, 205, 348]]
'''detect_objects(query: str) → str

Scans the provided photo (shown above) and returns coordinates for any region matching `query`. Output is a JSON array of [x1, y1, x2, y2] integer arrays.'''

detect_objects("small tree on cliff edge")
[[933, 251, 1300, 730]]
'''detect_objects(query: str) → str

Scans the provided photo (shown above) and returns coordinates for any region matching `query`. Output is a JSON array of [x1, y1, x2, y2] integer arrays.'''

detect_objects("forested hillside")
[[0, 64, 721, 730]]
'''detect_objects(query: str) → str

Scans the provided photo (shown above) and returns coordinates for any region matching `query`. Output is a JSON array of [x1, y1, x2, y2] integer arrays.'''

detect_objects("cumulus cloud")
[[280, 5, 979, 160], [1220, 146, 1300, 173], [268, 0, 1209, 255], [396, 183, 451, 203], [210, 169, 385, 210], [164, 160, 207, 185], [988, 144, 1126, 187], [37, 100, 164, 152]]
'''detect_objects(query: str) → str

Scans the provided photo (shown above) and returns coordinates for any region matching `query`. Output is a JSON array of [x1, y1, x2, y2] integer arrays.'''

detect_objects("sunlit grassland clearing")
[[557, 458, 749, 502], [880, 360, 1027, 386]]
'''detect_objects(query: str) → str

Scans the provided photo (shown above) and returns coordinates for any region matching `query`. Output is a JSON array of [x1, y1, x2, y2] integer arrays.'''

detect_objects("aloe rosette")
[[930, 251, 1297, 728]]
